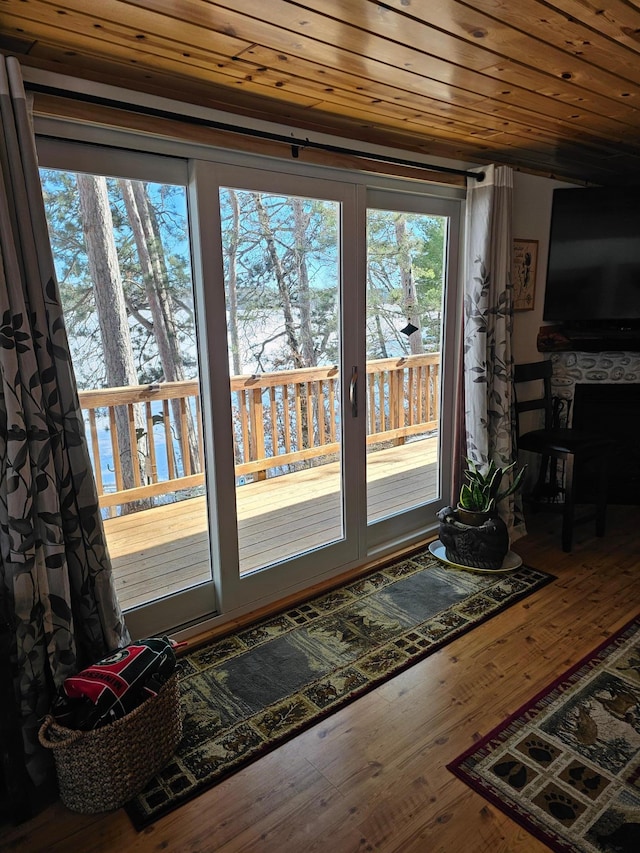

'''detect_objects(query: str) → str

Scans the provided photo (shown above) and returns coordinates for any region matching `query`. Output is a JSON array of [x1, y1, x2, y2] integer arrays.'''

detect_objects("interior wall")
[[512, 171, 577, 366]]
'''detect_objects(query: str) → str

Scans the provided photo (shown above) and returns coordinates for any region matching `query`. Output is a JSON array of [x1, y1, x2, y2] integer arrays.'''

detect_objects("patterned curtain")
[[463, 164, 526, 540], [0, 57, 130, 801]]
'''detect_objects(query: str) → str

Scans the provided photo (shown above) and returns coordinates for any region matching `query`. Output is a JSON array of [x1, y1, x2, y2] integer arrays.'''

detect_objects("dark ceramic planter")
[[436, 506, 510, 570]]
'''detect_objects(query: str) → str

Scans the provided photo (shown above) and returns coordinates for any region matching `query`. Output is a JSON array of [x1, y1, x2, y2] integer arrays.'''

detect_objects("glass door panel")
[[365, 196, 459, 533], [38, 148, 216, 634], [219, 187, 345, 575]]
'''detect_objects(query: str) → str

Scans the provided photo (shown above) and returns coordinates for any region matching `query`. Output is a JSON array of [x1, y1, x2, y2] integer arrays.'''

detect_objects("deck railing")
[[78, 353, 440, 513]]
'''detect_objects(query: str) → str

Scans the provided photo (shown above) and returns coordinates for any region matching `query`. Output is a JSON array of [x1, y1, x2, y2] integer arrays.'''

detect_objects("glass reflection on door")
[[219, 188, 344, 575]]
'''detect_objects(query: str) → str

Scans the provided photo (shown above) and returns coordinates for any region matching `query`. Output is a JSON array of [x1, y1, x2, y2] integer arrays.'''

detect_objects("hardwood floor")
[[3, 503, 639, 853]]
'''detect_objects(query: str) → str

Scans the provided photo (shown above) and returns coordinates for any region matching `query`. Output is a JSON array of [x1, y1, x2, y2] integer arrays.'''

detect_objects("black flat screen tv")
[[543, 186, 640, 331]]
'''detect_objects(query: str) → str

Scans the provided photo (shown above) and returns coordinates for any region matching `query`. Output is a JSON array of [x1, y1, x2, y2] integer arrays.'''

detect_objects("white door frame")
[[190, 161, 365, 614]]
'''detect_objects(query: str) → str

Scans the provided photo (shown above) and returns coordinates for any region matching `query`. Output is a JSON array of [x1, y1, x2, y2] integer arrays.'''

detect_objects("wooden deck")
[[104, 437, 439, 610]]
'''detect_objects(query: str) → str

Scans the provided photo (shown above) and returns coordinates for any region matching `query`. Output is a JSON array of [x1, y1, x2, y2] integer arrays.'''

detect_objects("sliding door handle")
[[349, 366, 358, 417]]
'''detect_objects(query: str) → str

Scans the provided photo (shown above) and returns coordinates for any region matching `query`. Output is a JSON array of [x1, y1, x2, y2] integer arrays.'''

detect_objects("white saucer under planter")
[[429, 540, 522, 573]]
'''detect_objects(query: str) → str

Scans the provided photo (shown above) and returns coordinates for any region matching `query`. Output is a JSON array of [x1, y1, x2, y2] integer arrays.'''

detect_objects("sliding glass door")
[[191, 170, 461, 613], [37, 127, 461, 631]]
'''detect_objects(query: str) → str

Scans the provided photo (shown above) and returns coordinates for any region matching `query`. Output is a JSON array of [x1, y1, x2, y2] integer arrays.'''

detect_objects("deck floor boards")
[[104, 438, 438, 610]]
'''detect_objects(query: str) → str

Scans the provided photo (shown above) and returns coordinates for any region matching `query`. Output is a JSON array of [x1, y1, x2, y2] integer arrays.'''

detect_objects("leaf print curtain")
[[463, 165, 526, 540], [0, 56, 130, 801]]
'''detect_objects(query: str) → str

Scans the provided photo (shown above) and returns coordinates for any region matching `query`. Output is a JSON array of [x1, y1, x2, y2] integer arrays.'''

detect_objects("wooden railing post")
[[250, 384, 266, 480]]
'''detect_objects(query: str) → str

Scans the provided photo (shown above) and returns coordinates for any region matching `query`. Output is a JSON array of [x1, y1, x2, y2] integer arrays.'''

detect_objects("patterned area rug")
[[448, 614, 640, 853], [126, 550, 553, 829]]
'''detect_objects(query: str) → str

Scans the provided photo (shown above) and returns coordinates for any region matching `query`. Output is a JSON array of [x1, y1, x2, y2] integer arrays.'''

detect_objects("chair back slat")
[[514, 361, 554, 432]]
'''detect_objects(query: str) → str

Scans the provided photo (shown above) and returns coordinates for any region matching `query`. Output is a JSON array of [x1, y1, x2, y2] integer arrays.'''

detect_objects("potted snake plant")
[[436, 457, 526, 569], [457, 457, 527, 526]]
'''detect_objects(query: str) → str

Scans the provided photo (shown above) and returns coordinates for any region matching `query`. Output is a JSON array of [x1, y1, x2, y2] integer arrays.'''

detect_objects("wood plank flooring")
[[3, 502, 639, 853], [104, 438, 438, 611]]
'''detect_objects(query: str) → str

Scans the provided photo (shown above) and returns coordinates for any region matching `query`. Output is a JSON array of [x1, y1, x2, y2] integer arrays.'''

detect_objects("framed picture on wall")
[[512, 238, 538, 311]]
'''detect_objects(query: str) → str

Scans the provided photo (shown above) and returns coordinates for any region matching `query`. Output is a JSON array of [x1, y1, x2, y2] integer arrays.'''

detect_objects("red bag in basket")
[[51, 636, 178, 730]]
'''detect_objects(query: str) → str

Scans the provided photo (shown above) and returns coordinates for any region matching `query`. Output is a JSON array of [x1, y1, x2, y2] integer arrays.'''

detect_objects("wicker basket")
[[38, 672, 182, 813]]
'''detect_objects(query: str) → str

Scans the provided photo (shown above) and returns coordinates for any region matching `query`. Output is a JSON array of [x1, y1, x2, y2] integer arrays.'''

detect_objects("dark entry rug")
[[448, 614, 640, 853], [126, 550, 553, 829]]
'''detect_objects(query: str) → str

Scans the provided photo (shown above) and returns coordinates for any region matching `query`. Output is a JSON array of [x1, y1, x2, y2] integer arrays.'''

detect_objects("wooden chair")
[[513, 361, 615, 552]]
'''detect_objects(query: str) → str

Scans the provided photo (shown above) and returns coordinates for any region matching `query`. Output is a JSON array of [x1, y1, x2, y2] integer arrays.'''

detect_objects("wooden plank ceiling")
[[3, 0, 640, 185]]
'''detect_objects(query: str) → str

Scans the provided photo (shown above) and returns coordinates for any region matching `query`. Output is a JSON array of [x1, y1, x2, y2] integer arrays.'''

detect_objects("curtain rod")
[[27, 82, 485, 182]]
